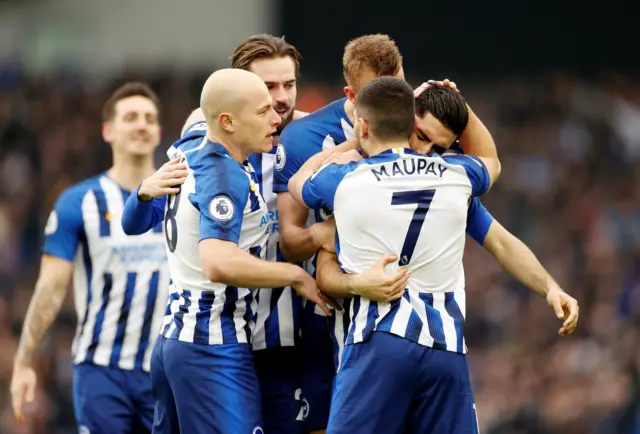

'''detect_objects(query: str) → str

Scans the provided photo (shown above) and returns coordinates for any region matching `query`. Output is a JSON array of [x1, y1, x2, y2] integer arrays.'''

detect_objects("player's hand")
[[414, 79, 459, 98], [323, 150, 362, 166], [10, 363, 37, 422], [291, 270, 338, 315], [349, 255, 410, 302], [138, 158, 188, 202], [546, 289, 579, 335], [310, 219, 337, 253]]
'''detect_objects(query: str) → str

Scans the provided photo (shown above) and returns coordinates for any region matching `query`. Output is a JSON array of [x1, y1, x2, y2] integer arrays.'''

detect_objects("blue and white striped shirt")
[[43, 174, 169, 372], [302, 148, 490, 358], [160, 133, 269, 345]]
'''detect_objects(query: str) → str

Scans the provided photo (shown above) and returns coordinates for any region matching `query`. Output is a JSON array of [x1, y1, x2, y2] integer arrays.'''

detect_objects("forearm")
[[15, 281, 68, 366], [316, 249, 352, 298], [486, 226, 558, 298], [204, 244, 305, 289], [121, 191, 164, 235], [459, 106, 497, 160]]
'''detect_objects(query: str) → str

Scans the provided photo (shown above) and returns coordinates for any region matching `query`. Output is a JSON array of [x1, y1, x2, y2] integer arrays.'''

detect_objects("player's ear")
[[102, 122, 113, 143], [218, 113, 234, 133], [360, 118, 369, 138], [344, 86, 356, 103]]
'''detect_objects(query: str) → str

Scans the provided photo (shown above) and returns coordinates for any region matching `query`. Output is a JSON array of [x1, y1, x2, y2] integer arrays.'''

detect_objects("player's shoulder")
[[187, 141, 250, 184], [281, 98, 348, 141], [56, 173, 107, 205]]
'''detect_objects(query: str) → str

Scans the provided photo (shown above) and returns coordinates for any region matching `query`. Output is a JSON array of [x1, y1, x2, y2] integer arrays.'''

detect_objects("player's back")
[[44, 174, 170, 372], [161, 134, 269, 346], [316, 148, 490, 353]]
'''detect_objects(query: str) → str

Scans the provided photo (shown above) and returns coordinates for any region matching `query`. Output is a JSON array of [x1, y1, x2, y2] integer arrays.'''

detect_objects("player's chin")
[[126, 144, 157, 156]]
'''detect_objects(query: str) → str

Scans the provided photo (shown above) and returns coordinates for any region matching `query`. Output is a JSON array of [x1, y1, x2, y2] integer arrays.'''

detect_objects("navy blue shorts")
[[299, 309, 335, 431], [150, 335, 262, 434], [327, 332, 479, 434], [254, 346, 305, 434], [73, 362, 153, 434]]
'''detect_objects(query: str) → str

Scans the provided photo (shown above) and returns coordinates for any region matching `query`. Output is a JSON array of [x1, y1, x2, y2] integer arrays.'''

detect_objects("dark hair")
[[231, 34, 302, 75], [343, 34, 402, 92], [355, 77, 415, 141], [102, 82, 160, 122], [415, 83, 468, 137]]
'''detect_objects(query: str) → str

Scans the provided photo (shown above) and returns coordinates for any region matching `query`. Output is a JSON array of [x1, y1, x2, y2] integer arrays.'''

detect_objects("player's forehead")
[[415, 113, 456, 146], [248, 56, 296, 84], [356, 66, 405, 92], [114, 95, 158, 117]]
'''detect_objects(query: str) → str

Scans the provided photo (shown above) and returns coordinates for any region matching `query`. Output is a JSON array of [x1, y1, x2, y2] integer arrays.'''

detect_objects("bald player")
[[149, 69, 327, 434]]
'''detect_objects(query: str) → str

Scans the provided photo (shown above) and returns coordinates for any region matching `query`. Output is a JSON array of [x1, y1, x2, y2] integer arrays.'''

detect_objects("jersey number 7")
[[391, 189, 436, 266]]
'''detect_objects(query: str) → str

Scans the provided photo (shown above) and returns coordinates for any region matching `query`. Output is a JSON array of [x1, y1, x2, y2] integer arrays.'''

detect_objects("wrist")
[[137, 183, 153, 203], [345, 274, 360, 296], [14, 355, 33, 368]]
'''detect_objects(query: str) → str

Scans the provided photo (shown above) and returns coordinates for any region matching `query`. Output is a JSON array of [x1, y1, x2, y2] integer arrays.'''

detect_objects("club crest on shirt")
[[275, 144, 286, 171], [209, 195, 234, 221]]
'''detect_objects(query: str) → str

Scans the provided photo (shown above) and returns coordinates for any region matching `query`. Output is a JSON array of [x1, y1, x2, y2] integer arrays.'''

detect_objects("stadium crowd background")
[[0, 1, 638, 433]]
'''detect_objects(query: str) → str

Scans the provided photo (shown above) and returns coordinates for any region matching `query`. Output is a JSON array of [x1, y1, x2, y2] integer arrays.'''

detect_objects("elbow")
[[202, 259, 230, 284], [494, 158, 502, 182], [121, 220, 136, 236]]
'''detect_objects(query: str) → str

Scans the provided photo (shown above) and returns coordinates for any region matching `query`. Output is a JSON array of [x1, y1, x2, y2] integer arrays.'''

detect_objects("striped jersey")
[[274, 98, 354, 317], [301, 148, 490, 355], [248, 148, 301, 350], [329, 197, 496, 369], [43, 174, 170, 372], [160, 132, 269, 345]]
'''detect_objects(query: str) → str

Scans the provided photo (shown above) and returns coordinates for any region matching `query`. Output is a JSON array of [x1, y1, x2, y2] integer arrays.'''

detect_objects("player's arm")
[[288, 139, 359, 207], [121, 158, 187, 235], [278, 193, 336, 261], [458, 104, 501, 187], [11, 191, 82, 421], [467, 199, 579, 335], [316, 249, 409, 302], [192, 147, 333, 314], [274, 119, 355, 262]]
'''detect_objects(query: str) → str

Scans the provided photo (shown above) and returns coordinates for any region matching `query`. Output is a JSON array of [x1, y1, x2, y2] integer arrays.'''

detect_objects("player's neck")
[[344, 99, 356, 124], [366, 140, 410, 157], [108, 153, 156, 192], [207, 132, 248, 163]]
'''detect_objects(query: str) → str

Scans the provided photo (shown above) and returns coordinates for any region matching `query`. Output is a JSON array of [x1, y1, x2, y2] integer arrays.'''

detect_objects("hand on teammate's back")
[[349, 255, 410, 302], [546, 289, 579, 336], [138, 157, 188, 202]]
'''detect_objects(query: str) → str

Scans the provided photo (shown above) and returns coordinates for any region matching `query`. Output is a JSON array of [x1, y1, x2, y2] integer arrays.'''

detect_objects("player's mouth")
[[267, 130, 277, 138]]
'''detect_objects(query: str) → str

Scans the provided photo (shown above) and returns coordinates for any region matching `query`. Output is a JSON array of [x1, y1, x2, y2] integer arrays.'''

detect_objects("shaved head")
[[199, 68, 281, 159], [200, 68, 268, 123]]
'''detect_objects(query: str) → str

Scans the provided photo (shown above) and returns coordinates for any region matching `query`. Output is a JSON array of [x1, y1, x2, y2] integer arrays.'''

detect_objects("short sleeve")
[[442, 154, 490, 197], [301, 163, 354, 210], [466, 198, 495, 245], [42, 187, 85, 261], [273, 123, 319, 193], [187, 145, 250, 244]]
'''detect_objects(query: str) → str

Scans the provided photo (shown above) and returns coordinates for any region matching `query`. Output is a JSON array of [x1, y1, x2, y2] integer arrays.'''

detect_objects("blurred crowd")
[[0, 62, 638, 433]]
